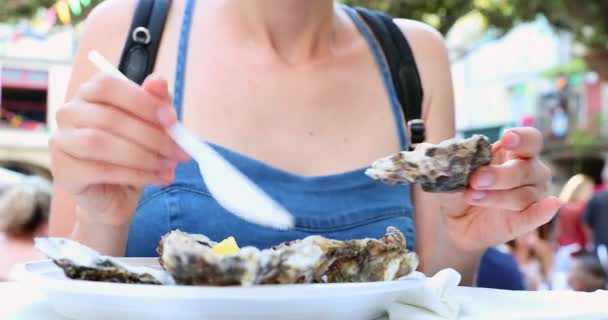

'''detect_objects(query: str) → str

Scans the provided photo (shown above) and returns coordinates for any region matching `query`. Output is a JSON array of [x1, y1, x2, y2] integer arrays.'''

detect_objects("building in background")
[[450, 18, 608, 189], [0, 24, 75, 177], [451, 18, 565, 139]]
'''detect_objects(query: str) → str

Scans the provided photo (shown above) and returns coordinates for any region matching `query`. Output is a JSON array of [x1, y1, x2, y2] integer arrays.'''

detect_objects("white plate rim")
[[12, 258, 426, 300]]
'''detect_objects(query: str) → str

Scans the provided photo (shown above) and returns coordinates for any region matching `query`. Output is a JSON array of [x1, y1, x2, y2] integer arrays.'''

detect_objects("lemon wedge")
[[211, 236, 240, 255]]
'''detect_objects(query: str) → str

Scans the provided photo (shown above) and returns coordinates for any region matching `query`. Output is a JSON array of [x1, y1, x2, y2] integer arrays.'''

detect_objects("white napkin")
[[387, 268, 467, 320]]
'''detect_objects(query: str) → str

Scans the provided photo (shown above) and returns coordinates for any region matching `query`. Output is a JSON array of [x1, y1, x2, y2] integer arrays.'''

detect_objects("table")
[[0, 282, 65, 320]]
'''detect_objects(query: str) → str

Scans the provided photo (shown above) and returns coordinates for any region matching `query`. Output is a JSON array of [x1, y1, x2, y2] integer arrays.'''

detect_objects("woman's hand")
[[50, 73, 188, 227], [440, 127, 562, 253]]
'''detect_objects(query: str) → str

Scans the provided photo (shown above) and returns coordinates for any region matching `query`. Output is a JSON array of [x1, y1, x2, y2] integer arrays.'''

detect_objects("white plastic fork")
[[88, 50, 295, 230]]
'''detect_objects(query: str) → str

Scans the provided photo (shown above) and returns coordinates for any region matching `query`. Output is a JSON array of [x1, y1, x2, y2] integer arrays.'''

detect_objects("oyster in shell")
[[308, 226, 417, 283], [158, 227, 417, 286], [157, 230, 259, 286], [365, 134, 493, 192], [35, 237, 174, 285]]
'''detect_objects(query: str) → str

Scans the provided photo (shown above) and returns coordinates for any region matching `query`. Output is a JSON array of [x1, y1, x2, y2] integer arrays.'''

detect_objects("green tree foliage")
[[478, 0, 608, 50], [340, 0, 474, 35], [1, 0, 56, 22], [341, 0, 608, 49], [3, 0, 607, 50], [0, 0, 102, 24]]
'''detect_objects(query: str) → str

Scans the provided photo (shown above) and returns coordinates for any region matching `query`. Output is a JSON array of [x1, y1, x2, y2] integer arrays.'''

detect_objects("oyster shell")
[[35, 237, 174, 285], [157, 230, 258, 286], [365, 134, 493, 192], [158, 227, 418, 286], [309, 226, 417, 283]]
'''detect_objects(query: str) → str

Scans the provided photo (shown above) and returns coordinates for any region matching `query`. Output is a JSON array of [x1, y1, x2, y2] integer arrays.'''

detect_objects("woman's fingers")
[[503, 197, 563, 239], [57, 101, 188, 161], [78, 74, 176, 128], [469, 158, 551, 191], [465, 185, 544, 211], [142, 74, 171, 100], [498, 127, 544, 158], [142, 75, 178, 128], [50, 141, 172, 194], [52, 128, 177, 174]]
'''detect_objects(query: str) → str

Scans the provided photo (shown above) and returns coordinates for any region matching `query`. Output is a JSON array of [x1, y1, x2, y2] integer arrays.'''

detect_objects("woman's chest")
[[153, 30, 402, 177], [185, 58, 394, 136]]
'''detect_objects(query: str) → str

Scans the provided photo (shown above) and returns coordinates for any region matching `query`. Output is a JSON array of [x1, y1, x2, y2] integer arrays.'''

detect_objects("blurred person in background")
[[551, 174, 594, 289], [477, 195, 557, 291], [509, 220, 556, 290], [567, 252, 607, 292], [0, 168, 26, 192], [557, 174, 594, 249], [583, 163, 608, 252], [476, 245, 526, 290], [0, 173, 52, 280]]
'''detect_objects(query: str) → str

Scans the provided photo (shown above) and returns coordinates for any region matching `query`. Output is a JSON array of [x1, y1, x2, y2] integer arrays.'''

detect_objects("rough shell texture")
[[315, 226, 417, 283], [35, 237, 172, 285], [157, 230, 257, 286], [365, 134, 493, 192], [53, 259, 162, 284], [157, 227, 418, 286]]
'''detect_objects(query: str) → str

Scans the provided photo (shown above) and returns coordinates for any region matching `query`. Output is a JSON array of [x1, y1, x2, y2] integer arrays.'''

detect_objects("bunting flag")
[[30, 8, 57, 36], [58, 0, 93, 24], [56, 1, 72, 24], [68, 0, 83, 17], [0, 0, 92, 44]]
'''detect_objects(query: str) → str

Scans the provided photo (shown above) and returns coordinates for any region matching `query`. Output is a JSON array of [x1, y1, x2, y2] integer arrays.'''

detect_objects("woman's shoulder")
[[392, 19, 446, 51], [390, 19, 449, 78], [85, 0, 137, 33], [80, 0, 138, 55], [389, 19, 454, 140], [64, 0, 139, 100]]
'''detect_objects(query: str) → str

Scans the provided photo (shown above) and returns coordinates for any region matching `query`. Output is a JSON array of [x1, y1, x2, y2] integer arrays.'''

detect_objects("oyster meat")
[[365, 134, 493, 192], [35, 237, 174, 285], [158, 227, 418, 286]]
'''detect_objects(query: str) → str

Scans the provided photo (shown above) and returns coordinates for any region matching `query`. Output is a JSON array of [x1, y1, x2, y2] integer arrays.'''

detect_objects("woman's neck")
[[213, 0, 344, 64]]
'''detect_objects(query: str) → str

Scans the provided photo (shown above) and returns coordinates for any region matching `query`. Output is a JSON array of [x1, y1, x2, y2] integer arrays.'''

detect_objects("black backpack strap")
[[119, 0, 171, 85], [354, 7, 425, 149]]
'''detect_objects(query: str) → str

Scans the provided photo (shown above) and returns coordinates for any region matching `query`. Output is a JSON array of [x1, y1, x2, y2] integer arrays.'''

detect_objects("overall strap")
[[173, 0, 196, 120], [354, 8, 426, 149], [118, 0, 171, 85]]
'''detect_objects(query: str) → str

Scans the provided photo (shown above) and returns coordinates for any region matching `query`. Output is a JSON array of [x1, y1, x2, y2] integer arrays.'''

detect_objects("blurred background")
[[0, 0, 606, 290]]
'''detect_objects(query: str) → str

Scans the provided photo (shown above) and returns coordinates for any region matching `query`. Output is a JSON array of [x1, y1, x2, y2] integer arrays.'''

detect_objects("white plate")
[[12, 258, 426, 320]]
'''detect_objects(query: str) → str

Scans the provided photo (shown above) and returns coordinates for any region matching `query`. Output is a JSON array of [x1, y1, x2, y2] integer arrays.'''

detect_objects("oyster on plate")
[[35, 237, 174, 285], [365, 134, 493, 192], [158, 227, 418, 286]]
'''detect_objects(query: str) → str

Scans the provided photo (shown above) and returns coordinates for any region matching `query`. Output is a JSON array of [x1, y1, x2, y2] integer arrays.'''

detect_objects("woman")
[[557, 174, 594, 249], [49, 0, 560, 285], [0, 174, 51, 280], [508, 220, 557, 290], [551, 174, 595, 289], [567, 252, 607, 292]]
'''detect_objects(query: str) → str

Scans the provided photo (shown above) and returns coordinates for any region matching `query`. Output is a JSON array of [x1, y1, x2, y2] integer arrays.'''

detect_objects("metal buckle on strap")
[[407, 119, 426, 151], [132, 26, 152, 45]]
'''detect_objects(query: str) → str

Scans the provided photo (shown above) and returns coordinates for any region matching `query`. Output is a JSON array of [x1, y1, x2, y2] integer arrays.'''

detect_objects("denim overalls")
[[126, 1, 416, 256]]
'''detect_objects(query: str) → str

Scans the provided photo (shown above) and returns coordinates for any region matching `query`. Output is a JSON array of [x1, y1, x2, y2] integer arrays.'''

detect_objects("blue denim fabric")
[[126, 2, 415, 256]]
